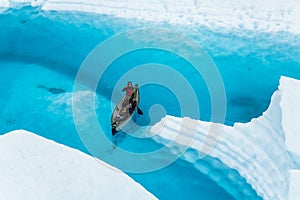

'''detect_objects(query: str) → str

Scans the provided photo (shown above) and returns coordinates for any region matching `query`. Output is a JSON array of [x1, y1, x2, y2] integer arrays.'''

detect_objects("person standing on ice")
[[122, 81, 133, 106]]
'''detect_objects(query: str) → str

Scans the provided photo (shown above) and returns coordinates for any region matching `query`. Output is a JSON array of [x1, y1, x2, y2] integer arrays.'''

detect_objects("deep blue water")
[[1, 6, 300, 200]]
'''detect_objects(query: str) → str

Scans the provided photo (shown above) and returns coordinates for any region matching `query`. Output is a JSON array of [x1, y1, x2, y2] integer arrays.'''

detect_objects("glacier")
[[1, 0, 300, 200], [0, 130, 157, 200]]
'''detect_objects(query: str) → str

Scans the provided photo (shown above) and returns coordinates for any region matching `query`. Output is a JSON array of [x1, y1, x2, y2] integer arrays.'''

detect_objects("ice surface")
[[0, 0, 9, 8], [151, 76, 300, 200], [3, 0, 300, 34], [279, 77, 300, 158], [0, 130, 157, 200], [289, 170, 300, 200]]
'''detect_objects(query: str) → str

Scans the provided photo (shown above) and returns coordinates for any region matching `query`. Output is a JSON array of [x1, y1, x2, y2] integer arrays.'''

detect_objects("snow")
[[151, 76, 300, 200], [0, 130, 157, 200], [289, 170, 300, 200], [1, 0, 300, 34], [42, 0, 300, 34], [279, 77, 300, 158], [0, 0, 9, 8]]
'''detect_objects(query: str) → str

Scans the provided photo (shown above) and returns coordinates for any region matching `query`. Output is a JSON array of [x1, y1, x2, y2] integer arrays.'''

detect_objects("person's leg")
[[122, 96, 130, 107]]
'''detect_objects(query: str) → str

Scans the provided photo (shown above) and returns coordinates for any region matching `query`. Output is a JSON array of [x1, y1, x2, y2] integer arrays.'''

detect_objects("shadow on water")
[[227, 96, 269, 123], [37, 85, 66, 94]]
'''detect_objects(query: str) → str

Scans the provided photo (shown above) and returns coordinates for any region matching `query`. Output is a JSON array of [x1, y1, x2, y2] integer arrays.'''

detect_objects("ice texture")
[[151, 76, 300, 200], [1, 0, 300, 34], [289, 170, 300, 200], [0, 130, 157, 200]]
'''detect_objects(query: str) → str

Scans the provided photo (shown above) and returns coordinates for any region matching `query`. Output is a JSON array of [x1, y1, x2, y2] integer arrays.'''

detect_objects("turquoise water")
[[1, 6, 300, 199], [0, 61, 87, 152], [0, 60, 238, 200]]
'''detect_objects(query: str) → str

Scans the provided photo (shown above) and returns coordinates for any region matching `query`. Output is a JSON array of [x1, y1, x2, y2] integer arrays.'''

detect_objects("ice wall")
[[0, 130, 157, 200], [1, 0, 300, 34], [151, 76, 300, 200]]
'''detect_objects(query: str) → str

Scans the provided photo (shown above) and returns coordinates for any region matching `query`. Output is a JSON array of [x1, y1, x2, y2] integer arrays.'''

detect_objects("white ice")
[[289, 170, 300, 200], [0, 130, 157, 200], [279, 77, 300, 159], [2, 0, 300, 34], [151, 76, 300, 200], [0, 0, 9, 8]]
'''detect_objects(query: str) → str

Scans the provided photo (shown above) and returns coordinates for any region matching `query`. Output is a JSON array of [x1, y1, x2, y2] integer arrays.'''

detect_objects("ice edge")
[[151, 76, 300, 200]]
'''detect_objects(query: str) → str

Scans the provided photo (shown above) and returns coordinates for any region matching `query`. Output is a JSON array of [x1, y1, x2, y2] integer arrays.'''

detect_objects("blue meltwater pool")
[[0, 59, 244, 200]]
